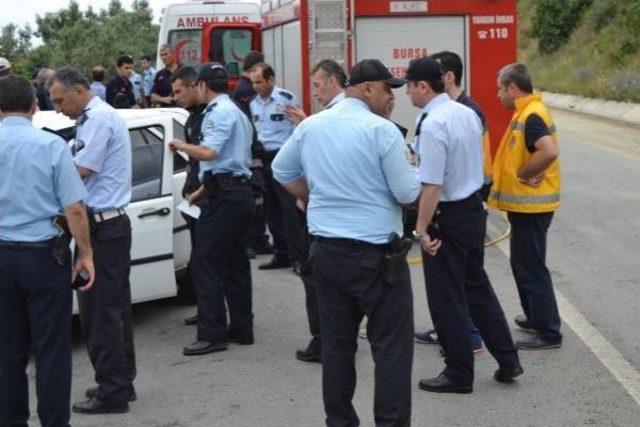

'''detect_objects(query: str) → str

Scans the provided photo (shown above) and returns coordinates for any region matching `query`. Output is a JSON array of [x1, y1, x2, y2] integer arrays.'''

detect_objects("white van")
[[158, 0, 261, 77], [34, 108, 194, 312]]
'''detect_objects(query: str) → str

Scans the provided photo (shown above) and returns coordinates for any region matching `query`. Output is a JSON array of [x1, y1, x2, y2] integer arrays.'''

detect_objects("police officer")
[[169, 66, 207, 323], [414, 50, 492, 352], [273, 59, 419, 426], [250, 63, 305, 270], [0, 74, 94, 427], [48, 67, 136, 413], [233, 51, 273, 256], [170, 63, 255, 355], [405, 56, 522, 394], [151, 44, 179, 107], [106, 55, 136, 109], [280, 59, 348, 364]]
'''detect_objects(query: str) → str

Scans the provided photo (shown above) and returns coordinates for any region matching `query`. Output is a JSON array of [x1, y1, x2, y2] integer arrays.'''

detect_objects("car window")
[[131, 126, 164, 202], [173, 119, 187, 173]]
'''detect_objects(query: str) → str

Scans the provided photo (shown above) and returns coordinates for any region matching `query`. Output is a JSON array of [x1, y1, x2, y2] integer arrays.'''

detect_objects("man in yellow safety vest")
[[489, 63, 562, 350]]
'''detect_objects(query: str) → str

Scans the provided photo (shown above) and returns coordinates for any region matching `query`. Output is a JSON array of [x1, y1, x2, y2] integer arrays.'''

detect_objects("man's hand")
[[73, 255, 95, 292], [518, 173, 545, 187], [187, 185, 205, 205], [169, 138, 186, 152], [285, 105, 307, 125], [296, 198, 306, 212], [420, 233, 442, 256]]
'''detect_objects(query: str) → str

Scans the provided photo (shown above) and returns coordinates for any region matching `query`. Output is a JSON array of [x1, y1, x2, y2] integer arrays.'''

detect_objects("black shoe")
[[418, 373, 472, 394], [184, 314, 198, 326], [258, 256, 292, 270], [252, 243, 274, 255], [72, 397, 129, 414], [295, 346, 322, 363], [516, 335, 562, 350], [247, 246, 256, 259], [183, 340, 228, 356], [415, 329, 439, 345], [85, 387, 137, 402], [514, 314, 536, 332], [494, 363, 524, 383]]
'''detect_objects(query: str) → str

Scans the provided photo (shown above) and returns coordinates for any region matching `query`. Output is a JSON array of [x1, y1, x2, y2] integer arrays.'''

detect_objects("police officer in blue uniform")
[[250, 63, 305, 270], [0, 74, 95, 427], [170, 63, 255, 355], [406, 57, 522, 394], [170, 66, 207, 319], [48, 67, 136, 414], [273, 59, 420, 426], [106, 55, 136, 109]]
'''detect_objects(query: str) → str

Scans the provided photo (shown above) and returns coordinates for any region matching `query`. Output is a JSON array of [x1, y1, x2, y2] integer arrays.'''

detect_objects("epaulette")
[[204, 102, 218, 114], [278, 90, 293, 101]]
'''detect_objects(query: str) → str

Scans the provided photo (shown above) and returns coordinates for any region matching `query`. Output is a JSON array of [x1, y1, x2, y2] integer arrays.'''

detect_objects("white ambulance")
[[158, 0, 261, 81]]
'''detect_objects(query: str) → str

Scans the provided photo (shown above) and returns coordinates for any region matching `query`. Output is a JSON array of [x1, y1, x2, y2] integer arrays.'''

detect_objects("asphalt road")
[[25, 109, 640, 426]]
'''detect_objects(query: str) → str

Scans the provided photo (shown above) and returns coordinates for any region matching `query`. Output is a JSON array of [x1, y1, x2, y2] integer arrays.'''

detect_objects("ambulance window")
[[209, 28, 253, 78], [168, 30, 202, 67]]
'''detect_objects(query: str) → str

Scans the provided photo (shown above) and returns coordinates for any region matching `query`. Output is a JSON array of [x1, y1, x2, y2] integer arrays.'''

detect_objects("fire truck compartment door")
[[354, 16, 467, 134]]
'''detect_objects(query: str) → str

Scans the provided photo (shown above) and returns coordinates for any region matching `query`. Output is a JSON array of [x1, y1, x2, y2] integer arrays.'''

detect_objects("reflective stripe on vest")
[[489, 190, 560, 205]]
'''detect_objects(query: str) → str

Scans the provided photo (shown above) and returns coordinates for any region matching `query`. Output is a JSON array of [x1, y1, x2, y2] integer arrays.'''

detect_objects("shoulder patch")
[[278, 90, 293, 101], [204, 102, 218, 114]]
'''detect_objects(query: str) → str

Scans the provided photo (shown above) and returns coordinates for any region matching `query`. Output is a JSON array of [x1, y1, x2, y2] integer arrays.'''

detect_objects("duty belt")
[[93, 208, 126, 223], [0, 238, 55, 248], [312, 235, 388, 250]]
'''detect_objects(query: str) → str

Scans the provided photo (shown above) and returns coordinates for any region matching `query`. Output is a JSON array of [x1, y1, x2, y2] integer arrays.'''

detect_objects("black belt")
[[438, 190, 482, 211], [312, 235, 388, 250], [0, 238, 55, 248]]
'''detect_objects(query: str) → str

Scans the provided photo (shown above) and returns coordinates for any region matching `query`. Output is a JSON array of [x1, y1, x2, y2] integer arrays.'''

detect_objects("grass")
[[518, 0, 640, 102]]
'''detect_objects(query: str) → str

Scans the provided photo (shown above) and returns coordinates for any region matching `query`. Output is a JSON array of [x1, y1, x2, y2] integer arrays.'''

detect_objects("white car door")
[[124, 116, 178, 303]]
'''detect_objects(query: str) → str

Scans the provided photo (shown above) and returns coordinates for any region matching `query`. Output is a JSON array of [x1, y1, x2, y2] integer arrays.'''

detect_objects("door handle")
[[138, 207, 171, 219]]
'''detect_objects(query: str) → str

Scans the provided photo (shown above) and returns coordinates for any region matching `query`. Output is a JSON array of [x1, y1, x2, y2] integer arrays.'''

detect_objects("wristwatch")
[[412, 230, 424, 240]]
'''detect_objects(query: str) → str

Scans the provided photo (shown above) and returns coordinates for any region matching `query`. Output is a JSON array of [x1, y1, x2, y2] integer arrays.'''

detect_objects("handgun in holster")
[[203, 171, 218, 197], [52, 215, 72, 265], [383, 232, 413, 286]]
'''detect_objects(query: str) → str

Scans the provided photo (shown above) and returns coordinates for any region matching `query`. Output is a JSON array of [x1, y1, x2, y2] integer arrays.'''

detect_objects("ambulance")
[[158, 1, 261, 83], [259, 0, 518, 152]]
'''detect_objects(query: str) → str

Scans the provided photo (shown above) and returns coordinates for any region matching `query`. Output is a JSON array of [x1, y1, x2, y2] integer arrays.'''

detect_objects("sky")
[[1, 0, 260, 28]]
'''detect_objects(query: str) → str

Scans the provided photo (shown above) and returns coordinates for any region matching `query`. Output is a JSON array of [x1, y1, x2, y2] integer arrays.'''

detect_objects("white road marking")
[[487, 220, 640, 406]]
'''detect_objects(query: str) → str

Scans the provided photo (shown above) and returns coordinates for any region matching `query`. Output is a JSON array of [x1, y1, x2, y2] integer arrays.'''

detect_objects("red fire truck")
[[259, 0, 517, 151]]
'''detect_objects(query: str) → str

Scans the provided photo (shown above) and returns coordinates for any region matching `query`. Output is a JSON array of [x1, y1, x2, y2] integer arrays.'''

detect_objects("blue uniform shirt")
[[0, 116, 87, 242], [73, 96, 132, 212], [250, 86, 299, 152], [272, 97, 420, 244], [199, 94, 253, 180], [142, 67, 156, 97], [90, 81, 106, 101], [129, 72, 142, 103], [416, 93, 484, 202]]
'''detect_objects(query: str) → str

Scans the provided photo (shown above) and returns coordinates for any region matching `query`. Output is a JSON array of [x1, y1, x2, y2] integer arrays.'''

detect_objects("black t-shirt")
[[232, 75, 256, 120], [456, 91, 487, 129], [182, 104, 206, 195], [524, 114, 551, 153], [105, 76, 136, 109], [151, 68, 177, 107]]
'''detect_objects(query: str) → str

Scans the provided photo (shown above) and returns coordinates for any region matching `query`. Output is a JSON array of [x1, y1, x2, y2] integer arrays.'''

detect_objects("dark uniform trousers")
[[249, 166, 271, 249], [263, 150, 307, 263], [78, 215, 135, 406], [196, 182, 255, 344], [0, 245, 72, 427], [311, 239, 413, 427], [508, 212, 562, 341], [298, 216, 320, 353], [423, 192, 518, 385]]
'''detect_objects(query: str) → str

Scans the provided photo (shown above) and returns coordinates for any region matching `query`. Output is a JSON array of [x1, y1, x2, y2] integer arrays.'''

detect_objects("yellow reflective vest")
[[482, 130, 493, 186], [488, 93, 560, 213]]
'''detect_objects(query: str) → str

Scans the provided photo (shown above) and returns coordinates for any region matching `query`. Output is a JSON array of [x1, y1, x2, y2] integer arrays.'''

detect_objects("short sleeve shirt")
[[249, 86, 299, 152]]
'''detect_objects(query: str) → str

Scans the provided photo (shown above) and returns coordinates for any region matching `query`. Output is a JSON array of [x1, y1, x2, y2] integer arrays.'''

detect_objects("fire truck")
[[158, 1, 262, 87], [259, 0, 518, 151]]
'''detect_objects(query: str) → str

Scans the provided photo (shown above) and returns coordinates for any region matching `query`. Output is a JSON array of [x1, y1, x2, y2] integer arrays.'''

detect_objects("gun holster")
[[51, 215, 72, 265], [383, 232, 413, 286]]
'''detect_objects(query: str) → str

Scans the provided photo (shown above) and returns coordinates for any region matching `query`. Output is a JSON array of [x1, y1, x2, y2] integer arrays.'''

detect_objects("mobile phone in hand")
[[72, 270, 90, 289]]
